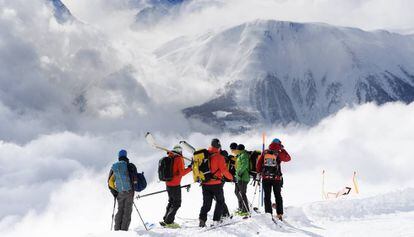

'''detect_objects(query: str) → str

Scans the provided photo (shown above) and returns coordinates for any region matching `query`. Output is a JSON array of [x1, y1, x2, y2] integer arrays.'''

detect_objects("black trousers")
[[235, 181, 249, 212], [199, 184, 225, 221], [115, 190, 134, 231], [163, 185, 182, 224], [262, 179, 283, 215]]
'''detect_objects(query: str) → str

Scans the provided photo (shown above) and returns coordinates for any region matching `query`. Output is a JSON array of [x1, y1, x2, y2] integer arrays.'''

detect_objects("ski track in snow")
[[88, 188, 414, 237]]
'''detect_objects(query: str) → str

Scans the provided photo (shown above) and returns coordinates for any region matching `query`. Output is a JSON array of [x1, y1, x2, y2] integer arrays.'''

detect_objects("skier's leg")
[[213, 185, 225, 221], [273, 180, 283, 215], [199, 185, 213, 222], [114, 192, 126, 230], [240, 181, 249, 212], [165, 186, 182, 224], [235, 182, 243, 210], [120, 190, 134, 231], [262, 180, 272, 214]]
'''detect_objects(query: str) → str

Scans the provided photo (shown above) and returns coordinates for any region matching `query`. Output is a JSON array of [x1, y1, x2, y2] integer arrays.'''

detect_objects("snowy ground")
[[77, 176, 414, 237]]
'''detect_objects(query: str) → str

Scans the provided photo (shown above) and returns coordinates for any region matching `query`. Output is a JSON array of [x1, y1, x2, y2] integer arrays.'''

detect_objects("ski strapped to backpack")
[[145, 132, 192, 161]]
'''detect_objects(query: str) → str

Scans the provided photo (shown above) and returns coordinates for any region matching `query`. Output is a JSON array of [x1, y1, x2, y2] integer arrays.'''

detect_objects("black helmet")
[[211, 138, 221, 149], [230, 142, 238, 150]]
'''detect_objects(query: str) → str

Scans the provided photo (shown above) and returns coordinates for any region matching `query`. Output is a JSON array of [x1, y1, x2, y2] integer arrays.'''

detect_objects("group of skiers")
[[107, 137, 291, 231]]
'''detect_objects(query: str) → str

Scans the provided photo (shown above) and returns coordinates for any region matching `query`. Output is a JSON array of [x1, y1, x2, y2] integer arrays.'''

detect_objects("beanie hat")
[[118, 149, 127, 158], [236, 144, 245, 151], [172, 145, 182, 155], [230, 142, 238, 150], [211, 138, 221, 149]]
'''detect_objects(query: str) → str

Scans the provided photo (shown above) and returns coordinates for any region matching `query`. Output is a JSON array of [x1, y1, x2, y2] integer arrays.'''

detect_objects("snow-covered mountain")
[[49, 0, 73, 23], [155, 20, 414, 131], [134, 0, 186, 27]]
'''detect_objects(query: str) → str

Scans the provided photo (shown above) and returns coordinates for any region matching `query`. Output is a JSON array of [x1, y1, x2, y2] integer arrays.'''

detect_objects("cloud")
[[1, 102, 414, 236]]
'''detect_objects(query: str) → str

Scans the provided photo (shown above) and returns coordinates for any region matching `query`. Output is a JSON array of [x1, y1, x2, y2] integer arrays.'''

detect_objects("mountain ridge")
[[153, 19, 414, 130]]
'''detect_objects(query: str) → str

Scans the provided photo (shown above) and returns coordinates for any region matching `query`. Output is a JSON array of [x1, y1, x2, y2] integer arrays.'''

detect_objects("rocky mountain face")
[[155, 20, 414, 131]]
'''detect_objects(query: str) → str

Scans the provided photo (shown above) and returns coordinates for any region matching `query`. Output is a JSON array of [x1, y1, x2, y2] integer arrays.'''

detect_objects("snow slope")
[[154, 20, 414, 130], [86, 187, 414, 237]]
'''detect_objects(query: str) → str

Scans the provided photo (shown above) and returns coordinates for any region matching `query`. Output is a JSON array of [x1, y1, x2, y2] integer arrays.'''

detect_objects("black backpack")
[[248, 150, 261, 179], [262, 150, 282, 178], [158, 156, 174, 181], [128, 163, 147, 192]]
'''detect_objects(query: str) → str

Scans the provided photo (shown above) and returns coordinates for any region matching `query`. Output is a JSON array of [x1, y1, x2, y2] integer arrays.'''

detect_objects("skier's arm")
[[176, 156, 192, 177], [279, 149, 291, 162]]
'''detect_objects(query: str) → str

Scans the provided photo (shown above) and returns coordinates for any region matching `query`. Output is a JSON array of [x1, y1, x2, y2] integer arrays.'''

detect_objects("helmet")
[[211, 138, 221, 149], [272, 138, 281, 144], [172, 145, 182, 155]]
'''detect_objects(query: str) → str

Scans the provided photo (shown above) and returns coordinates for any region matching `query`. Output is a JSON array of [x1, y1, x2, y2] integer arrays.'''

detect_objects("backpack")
[[226, 155, 237, 176], [128, 163, 147, 192], [158, 156, 174, 181], [221, 150, 236, 177], [248, 150, 261, 178], [192, 149, 215, 183], [262, 150, 281, 178], [112, 161, 132, 192]]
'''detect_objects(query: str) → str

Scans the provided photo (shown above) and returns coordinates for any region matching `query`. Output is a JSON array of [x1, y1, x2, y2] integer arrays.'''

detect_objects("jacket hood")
[[269, 142, 283, 151], [208, 146, 221, 154]]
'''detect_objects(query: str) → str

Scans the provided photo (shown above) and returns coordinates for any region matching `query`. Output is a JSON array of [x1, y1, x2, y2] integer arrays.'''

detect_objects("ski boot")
[[199, 219, 206, 228]]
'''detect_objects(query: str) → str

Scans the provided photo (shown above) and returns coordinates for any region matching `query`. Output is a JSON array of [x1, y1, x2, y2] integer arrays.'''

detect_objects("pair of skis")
[[145, 132, 195, 161]]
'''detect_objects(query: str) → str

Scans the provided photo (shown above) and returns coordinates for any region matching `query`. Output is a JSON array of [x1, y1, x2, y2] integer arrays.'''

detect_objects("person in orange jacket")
[[160, 145, 192, 227], [256, 138, 291, 221], [199, 138, 234, 227]]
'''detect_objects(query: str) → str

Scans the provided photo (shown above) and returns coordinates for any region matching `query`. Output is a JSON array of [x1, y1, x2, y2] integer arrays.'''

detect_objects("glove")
[[187, 160, 194, 169], [110, 188, 118, 198], [233, 176, 238, 183]]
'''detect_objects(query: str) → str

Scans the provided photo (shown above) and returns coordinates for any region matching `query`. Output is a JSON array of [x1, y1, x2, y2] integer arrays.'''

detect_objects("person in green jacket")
[[235, 144, 250, 215]]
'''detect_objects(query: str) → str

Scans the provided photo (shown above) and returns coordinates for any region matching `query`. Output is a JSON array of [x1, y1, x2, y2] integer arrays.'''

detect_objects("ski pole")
[[251, 176, 260, 210], [133, 202, 149, 231], [136, 184, 192, 199], [110, 196, 116, 231], [261, 132, 265, 207]]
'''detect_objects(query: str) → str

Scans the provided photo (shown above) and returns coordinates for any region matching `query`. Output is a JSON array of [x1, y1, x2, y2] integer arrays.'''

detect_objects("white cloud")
[[1, 102, 414, 236]]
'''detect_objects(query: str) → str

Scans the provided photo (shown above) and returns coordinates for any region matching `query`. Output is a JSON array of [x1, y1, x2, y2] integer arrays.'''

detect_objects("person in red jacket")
[[256, 138, 291, 221], [199, 138, 234, 227], [160, 145, 192, 228]]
